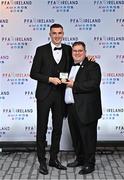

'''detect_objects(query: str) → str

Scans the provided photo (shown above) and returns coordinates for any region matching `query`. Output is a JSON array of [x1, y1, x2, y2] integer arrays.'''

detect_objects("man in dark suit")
[[30, 24, 72, 175], [64, 41, 102, 174]]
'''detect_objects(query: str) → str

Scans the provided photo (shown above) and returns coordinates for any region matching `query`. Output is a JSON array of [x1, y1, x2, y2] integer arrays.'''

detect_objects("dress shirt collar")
[[73, 61, 83, 66], [50, 42, 62, 51]]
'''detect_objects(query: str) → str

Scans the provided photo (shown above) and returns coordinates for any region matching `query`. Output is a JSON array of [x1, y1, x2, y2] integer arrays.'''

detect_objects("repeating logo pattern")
[[116, 55, 124, 64], [102, 108, 123, 120], [47, 0, 78, 12], [24, 18, 55, 31], [0, 55, 9, 64], [0, 18, 8, 28], [70, 18, 101, 31], [3, 108, 33, 121], [1, 37, 32, 49], [0, 91, 10, 100], [2, 73, 29, 85], [0, 0, 124, 143], [0, 126, 10, 138], [93, 1, 124, 12], [102, 72, 124, 85], [1, 1, 32, 13], [94, 36, 124, 48]]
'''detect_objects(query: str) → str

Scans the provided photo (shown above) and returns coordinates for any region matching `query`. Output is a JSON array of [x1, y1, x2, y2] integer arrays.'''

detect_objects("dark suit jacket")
[[73, 58, 102, 124], [30, 43, 72, 101]]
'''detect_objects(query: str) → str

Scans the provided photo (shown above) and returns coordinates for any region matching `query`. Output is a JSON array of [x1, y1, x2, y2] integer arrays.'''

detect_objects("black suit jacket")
[[73, 58, 102, 124], [30, 43, 72, 101]]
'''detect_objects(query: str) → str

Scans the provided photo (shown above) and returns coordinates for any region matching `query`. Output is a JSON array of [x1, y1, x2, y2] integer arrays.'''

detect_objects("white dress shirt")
[[51, 42, 62, 64], [65, 64, 81, 104]]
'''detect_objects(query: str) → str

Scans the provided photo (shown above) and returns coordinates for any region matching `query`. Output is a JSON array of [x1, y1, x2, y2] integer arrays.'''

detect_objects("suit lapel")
[[47, 43, 54, 62], [81, 57, 89, 67], [75, 57, 88, 80], [62, 44, 71, 72]]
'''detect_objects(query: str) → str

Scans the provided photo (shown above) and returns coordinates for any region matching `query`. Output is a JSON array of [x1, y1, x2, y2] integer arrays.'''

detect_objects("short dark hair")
[[50, 23, 63, 30], [72, 41, 86, 50]]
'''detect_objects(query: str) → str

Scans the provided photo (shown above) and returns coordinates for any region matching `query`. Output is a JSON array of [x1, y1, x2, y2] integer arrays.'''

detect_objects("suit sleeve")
[[73, 62, 101, 93], [30, 47, 49, 83]]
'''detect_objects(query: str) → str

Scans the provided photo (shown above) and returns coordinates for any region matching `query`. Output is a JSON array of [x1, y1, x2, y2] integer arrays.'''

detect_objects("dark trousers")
[[68, 104, 98, 165], [37, 89, 64, 163]]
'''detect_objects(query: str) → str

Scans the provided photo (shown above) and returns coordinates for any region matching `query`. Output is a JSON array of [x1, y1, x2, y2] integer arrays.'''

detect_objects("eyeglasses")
[[72, 50, 84, 53]]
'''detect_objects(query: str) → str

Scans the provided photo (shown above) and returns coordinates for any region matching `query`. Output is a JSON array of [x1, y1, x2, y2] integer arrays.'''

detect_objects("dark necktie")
[[54, 47, 62, 51], [72, 63, 80, 66]]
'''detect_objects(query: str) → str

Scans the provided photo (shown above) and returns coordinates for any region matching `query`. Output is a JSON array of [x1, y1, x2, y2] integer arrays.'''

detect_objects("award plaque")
[[59, 72, 68, 83]]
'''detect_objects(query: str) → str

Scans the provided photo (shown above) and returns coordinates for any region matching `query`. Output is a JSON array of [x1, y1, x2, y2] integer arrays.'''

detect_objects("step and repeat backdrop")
[[0, 0, 124, 149]]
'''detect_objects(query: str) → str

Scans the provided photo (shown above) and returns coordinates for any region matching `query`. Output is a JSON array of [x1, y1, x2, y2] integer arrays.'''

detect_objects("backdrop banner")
[[0, 0, 124, 150]]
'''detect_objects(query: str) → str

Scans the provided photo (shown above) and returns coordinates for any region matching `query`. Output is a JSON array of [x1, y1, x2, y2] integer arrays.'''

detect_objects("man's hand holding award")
[[59, 72, 68, 83]]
